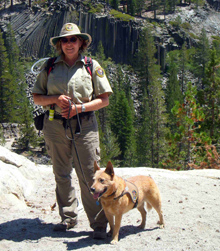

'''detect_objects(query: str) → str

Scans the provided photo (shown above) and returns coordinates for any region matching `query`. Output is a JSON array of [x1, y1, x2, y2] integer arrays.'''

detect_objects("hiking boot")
[[92, 227, 107, 239], [53, 219, 78, 232]]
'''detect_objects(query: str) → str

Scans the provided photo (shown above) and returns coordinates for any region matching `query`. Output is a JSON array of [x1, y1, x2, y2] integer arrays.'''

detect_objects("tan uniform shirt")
[[32, 54, 113, 113]]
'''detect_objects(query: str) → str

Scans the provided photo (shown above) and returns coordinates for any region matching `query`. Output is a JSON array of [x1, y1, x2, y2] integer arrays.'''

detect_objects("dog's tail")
[[147, 202, 152, 211]]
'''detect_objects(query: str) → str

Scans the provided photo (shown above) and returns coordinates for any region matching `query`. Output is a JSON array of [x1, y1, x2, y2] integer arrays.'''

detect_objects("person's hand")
[[61, 103, 77, 119], [56, 95, 71, 109]]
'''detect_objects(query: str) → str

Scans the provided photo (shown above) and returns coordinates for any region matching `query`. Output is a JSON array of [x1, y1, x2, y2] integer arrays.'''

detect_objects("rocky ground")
[[0, 146, 220, 251]]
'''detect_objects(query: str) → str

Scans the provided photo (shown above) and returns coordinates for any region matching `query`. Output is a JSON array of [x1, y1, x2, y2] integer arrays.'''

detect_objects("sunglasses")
[[61, 37, 78, 43]]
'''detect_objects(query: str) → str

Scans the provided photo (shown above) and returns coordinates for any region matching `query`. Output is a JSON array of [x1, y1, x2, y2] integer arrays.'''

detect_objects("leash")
[[65, 100, 104, 221], [65, 99, 92, 194]]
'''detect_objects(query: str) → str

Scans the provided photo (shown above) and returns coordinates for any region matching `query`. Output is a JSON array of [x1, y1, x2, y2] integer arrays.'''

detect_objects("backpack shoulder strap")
[[84, 56, 93, 77], [84, 56, 95, 99], [45, 57, 57, 75]]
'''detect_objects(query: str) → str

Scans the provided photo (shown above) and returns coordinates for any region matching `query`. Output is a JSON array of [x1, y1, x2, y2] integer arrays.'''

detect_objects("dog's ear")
[[94, 160, 100, 173], [105, 161, 114, 180]]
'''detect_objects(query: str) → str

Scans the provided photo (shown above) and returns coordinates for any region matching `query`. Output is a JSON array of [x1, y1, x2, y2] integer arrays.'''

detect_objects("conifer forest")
[[0, 0, 220, 169]]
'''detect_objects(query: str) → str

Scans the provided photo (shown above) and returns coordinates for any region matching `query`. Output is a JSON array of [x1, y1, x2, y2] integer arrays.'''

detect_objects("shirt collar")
[[58, 54, 83, 65]]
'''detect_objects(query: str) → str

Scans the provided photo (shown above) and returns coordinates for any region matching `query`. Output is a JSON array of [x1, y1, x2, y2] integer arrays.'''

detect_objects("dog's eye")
[[99, 178, 105, 184]]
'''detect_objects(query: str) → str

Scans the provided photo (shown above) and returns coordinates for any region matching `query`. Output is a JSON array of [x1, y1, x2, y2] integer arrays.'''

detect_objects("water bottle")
[[49, 104, 55, 121]]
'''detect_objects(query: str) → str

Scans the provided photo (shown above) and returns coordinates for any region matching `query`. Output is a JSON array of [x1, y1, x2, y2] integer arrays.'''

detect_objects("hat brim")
[[50, 33, 92, 47]]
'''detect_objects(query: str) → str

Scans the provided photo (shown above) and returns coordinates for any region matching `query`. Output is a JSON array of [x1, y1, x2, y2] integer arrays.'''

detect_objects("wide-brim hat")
[[50, 23, 92, 47]]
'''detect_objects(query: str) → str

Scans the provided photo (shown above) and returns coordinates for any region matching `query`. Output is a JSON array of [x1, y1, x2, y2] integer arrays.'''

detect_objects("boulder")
[[0, 146, 44, 210]]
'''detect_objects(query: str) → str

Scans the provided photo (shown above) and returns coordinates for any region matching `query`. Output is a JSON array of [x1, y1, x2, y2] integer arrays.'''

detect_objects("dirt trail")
[[0, 164, 220, 251]]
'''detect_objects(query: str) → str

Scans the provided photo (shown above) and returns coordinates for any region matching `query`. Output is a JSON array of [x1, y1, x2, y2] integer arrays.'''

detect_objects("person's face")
[[60, 36, 83, 58]]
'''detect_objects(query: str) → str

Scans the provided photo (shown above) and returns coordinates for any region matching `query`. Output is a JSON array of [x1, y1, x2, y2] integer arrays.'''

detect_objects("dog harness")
[[113, 179, 139, 208]]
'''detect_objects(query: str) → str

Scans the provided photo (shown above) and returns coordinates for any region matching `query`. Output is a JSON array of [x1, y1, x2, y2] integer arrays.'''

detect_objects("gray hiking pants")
[[43, 112, 107, 229]]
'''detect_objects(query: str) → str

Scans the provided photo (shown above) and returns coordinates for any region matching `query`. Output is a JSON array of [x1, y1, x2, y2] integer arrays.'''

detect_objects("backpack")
[[34, 56, 94, 131]]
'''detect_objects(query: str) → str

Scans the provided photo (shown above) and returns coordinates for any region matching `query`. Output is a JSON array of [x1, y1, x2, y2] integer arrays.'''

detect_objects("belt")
[[46, 111, 94, 120]]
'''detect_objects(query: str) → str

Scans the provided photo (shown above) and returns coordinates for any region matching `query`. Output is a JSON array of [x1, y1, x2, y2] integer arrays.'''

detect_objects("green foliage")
[[212, 36, 220, 58], [110, 9, 135, 21], [127, 0, 136, 16], [136, 0, 145, 16], [135, 27, 168, 167], [4, 24, 25, 122], [1, 24, 39, 150], [109, 65, 136, 167], [165, 50, 184, 132], [169, 15, 182, 29], [16, 101, 38, 151], [110, 0, 120, 10], [189, 32, 199, 40], [191, 28, 210, 88], [191, 0, 206, 7], [98, 115, 121, 167], [164, 82, 212, 169], [88, 3, 104, 14], [93, 41, 121, 165], [199, 49, 220, 141], [135, 27, 157, 92], [0, 125, 5, 146], [180, 22, 192, 31], [0, 30, 13, 122], [110, 89, 136, 166]]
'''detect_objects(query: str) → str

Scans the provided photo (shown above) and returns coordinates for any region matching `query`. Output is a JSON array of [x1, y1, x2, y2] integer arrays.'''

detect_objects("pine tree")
[[165, 50, 183, 132], [179, 42, 188, 93], [212, 36, 220, 58], [164, 82, 211, 170], [201, 49, 220, 141], [16, 79, 38, 151], [135, 27, 168, 167], [110, 0, 119, 10], [4, 24, 23, 122], [94, 41, 121, 165], [0, 31, 13, 123], [4, 24, 38, 150], [193, 28, 210, 88], [136, 0, 145, 16], [135, 27, 156, 98], [98, 118, 121, 167], [127, 0, 136, 16], [108, 64, 137, 166], [110, 89, 136, 166]]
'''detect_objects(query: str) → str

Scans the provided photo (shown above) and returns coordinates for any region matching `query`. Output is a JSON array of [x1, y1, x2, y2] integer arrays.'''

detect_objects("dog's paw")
[[138, 224, 145, 229], [110, 239, 118, 245], [157, 221, 164, 229]]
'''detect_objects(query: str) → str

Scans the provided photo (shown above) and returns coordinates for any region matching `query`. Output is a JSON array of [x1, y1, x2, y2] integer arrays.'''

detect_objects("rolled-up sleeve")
[[32, 62, 48, 95]]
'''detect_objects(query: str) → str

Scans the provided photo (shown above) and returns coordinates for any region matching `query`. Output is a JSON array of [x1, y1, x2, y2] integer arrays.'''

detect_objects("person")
[[32, 23, 113, 239]]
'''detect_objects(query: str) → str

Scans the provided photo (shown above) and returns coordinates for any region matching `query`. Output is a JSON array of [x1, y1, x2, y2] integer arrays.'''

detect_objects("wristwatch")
[[81, 103, 86, 113]]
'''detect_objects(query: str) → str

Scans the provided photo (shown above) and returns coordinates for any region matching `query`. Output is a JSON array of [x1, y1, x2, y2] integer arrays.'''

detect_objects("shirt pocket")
[[74, 73, 93, 100], [47, 74, 67, 95]]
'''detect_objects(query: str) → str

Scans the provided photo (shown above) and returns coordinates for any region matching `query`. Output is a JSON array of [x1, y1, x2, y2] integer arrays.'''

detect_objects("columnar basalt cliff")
[[2, 4, 141, 65], [0, 2, 219, 67]]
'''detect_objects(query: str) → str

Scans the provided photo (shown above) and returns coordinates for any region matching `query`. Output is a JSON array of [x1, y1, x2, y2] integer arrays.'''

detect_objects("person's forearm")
[[80, 95, 109, 113], [61, 93, 110, 118], [33, 94, 59, 106]]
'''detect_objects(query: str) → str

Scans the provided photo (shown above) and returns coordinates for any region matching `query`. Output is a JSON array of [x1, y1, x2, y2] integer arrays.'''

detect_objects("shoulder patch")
[[95, 66, 105, 78]]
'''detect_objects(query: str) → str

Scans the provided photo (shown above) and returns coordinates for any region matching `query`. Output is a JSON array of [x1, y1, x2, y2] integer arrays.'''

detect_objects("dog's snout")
[[90, 187, 95, 194]]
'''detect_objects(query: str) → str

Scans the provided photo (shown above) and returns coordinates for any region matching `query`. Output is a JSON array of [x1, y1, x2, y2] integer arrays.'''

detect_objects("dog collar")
[[107, 190, 117, 198]]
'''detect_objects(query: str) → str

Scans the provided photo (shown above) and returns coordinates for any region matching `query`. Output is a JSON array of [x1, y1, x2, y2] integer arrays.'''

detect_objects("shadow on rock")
[[65, 235, 109, 250], [119, 225, 159, 239], [0, 218, 89, 242], [65, 225, 159, 249]]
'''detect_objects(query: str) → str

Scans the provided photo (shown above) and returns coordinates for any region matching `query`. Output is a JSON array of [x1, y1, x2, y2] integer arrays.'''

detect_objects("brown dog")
[[91, 161, 164, 244]]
